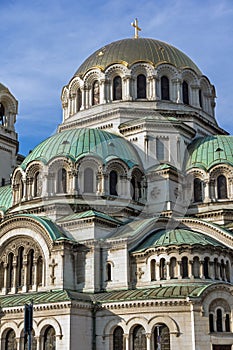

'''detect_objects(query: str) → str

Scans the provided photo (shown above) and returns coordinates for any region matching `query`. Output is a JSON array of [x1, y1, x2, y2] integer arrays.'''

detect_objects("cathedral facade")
[[0, 31, 233, 350]]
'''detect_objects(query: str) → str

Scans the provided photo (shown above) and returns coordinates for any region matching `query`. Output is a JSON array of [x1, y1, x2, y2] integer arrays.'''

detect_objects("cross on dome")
[[131, 18, 141, 38]]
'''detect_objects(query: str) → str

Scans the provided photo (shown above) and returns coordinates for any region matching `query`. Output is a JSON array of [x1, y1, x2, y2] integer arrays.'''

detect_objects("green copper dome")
[[0, 186, 12, 212], [132, 228, 225, 253], [21, 128, 142, 169], [186, 135, 233, 171], [75, 38, 202, 76]]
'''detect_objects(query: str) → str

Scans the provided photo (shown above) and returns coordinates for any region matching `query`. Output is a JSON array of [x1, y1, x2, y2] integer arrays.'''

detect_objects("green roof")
[[57, 210, 122, 225], [0, 185, 12, 212], [21, 128, 141, 169], [132, 228, 226, 253], [186, 135, 233, 171], [75, 38, 202, 76]]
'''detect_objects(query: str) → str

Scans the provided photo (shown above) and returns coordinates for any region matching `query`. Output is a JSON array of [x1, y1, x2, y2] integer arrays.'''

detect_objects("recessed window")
[[182, 80, 189, 105], [92, 80, 100, 105], [113, 76, 122, 100], [109, 170, 118, 196], [161, 76, 170, 100], [217, 175, 227, 199], [84, 167, 94, 193], [193, 178, 203, 202], [137, 74, 146, 99], [113, 326, 124, 350]]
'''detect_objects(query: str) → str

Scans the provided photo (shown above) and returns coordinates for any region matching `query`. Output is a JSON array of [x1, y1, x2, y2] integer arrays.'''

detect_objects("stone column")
[[172, 79, 182, 103], [166, 262, 171, 280], [22, 261, 28, 292], [100, 79, 106, 104], [32, 260, 38, 291], [209, 261, 215, 280], [12, 261, 17, 293], [123, 75, 132, 100], [178, 261, 182, 279], [146, 333, 152, 350], [191, 85, 200, 107], [2, 263, 8, 294], [200, 261, 204, 279], [188, 261, 193, 279], [155, 262, 160, 281], [124, 334, 129, 350], [203, 179, 211, 203]]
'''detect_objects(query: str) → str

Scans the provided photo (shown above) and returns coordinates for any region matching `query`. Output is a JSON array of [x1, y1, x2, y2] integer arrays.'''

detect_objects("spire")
[[131, 18, 141, 39]]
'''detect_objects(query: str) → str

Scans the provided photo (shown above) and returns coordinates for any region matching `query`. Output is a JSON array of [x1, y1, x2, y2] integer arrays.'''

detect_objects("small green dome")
[[21, 128, 142, 169], [186, 135, 233, 171], [75, 38, 202, 76], [133, 228, 225, 253]]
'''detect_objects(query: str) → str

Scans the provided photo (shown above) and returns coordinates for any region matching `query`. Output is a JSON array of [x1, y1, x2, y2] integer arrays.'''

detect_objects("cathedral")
[[0, 21, 233, 350]]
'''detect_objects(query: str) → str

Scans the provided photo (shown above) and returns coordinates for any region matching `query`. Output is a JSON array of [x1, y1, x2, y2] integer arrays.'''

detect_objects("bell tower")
[[0, 83, 20, 186]]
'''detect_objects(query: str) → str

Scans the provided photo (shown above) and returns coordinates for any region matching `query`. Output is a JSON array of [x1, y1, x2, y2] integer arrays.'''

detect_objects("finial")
[[131, 18, 141, 39]]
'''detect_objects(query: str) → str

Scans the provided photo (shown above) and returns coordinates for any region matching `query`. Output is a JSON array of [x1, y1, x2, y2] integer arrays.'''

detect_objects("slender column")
[[124, 334, 129, 350], [22, 261, 28, 292], [209, 261, 215, 280], [100, 79, 106, 104], [12, 262, 17, 293], [32, 261, 38, 291], [188, 261, 193, 279], [200, 261, 204, 279], [178, 261, 182, 279], [146, 333, 152, 350], [155, 262, 160, 281], [3, 263, 8, 294], [166, 262, 171, 280], [172, 79, 182, 103], [203, 180, 211, 203], [191, 85, 200, 107]]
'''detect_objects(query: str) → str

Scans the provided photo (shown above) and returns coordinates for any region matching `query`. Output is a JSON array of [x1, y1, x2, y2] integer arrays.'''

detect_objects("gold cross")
[[131, 18, 141, 39]]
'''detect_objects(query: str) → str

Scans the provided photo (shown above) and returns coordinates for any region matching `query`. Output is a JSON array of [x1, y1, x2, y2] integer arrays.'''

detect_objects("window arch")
[[5, 329, 17, 350], [154, 324, 170, 350], [113, 76, 122, 101], [132, 325, 146, 350], [37, 256, 43, 286], [193, 178, 203, 202], [109, 170, 118, 196], [44, 326, 56, 350], [84, 167, 94, 193], [7, 252, 14, 290], [137, 74, 146, 99], [113, 326, 124, 350], [27, 249, 34, 288], [131, 175, 142, 201], [161, 76, 170, 100], [209, 299, 231, 333], [57, 168, 67, 193], [92, 80, 100, 105], [182, 80, 189, 105], [193, 256, 200, 278], [203, 257, 210, 279], [34, 171, 41, 197], [217, 175, 227, 199], [0, 102, 5, 125]]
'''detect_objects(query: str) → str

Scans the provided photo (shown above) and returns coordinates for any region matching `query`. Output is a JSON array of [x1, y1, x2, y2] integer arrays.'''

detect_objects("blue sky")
[[1, 0, 233, 156]]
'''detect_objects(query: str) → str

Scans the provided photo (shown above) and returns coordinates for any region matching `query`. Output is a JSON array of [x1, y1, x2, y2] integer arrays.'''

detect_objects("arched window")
[[182, 80, 189, 105], [133, 325, 146, 350], [199, 89, 203, 108], [0, 262, 4, 290], [216, 308, 223, 332], [214, 258, 218, 279], [84, 168, 94, 193], [57, 168, 67, 193], [92, 80, 100, 105], [154, 324, 170, 350], [169, 257, 177, 279], [44, 326, 56, 350], [193, 178, 203, 202], [203, 257, 210, 279], [217, 175, 227, 199], [24, 329, 37, 350], [225, 314, 231, 332], [193, 257, 200, 278], [34, 172, 41, 197], [113, 326, 124, 350], [225, 261, 230, 282], [159, 258, 166, 280], [7, 252, 14, 290], [113, 76, 122, 100], [27, 249, 34, 287], [5, 329, 17, 350], [137, 74, 146, 99], [161, 76, 170, 100], [181, 257, 188, 278], [17, 247, 24, 288], [109, 170, 118, 196], [151, 259, 156, 281], [37, 256, 43, 286], [77, 88, 82, 112], [106, 263, 112, 281], [209, 313, 214, 332], [131, 176, 142, 201]]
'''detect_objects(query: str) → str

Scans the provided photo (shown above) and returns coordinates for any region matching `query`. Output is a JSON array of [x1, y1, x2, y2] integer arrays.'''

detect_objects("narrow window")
[[154, 324, 170, 350], [216, 308, 223, 332], [44, 326, 56, 350], [169, 257, 177, 279], [217, 175, 227, 199], [194, 178, 203, 202], [113, 76, 122, 100], [34, 172, 40, 197], [203, 257, 209, 279], [182, 80, 189, 105], [193, 257, 200, 278], [0, 102, 5, 125], [17, 247, 24, 288], [209, 314, 214, 332], [27, 249, 34, 287], [159, 258, 166, 280], [37, 256, 43, 286], [109, 170, 118, 196], [181, 257, 188, 278], [57, 168, 67, 193], [133, 325, 146, 350], [0, 262, 4, 290], [225, 314, 230, 332], [137, 74, 146, 99], [77, 88, 82, 112], [84, 168, 94, 193], [199, 89, 203, 108], [151, 259, 156, 281], [106, 263, 112, 281], [113, 326, 124, 350], [92, 80, 100, 105], [156, 138, 165, 161], [161, 76, 169, 100], [7, 252, 14, 290]]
